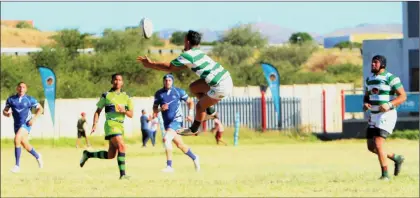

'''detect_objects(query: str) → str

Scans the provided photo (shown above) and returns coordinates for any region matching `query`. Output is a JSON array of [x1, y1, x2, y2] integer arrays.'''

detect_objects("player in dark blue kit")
[[153, 74, 200, 172], [2, 82, 44, 173]]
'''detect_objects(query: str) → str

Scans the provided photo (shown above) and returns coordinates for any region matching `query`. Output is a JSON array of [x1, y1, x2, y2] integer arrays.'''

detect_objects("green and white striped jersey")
[[365, 70, 403, 114], [170, 48, 230, 86]]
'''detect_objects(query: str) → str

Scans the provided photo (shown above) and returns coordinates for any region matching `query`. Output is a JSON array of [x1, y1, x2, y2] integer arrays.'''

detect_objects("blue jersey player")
[[153, 74, 200, 173], [2, 82, 44, 173]]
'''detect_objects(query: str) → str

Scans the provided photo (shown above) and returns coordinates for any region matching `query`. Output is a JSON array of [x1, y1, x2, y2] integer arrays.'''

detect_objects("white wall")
[[362, 39, 407, 89], [0, 83, 354, 139]]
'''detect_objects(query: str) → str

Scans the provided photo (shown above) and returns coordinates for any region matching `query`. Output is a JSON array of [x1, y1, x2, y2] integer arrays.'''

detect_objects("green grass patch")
[[389, 130, 420, 140]]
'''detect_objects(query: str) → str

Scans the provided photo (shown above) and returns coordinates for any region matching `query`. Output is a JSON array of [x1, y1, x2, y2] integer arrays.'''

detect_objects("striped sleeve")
[[170, 53, 193, 67], [388, 75, 403, 90], [364, 77, 369, 92]]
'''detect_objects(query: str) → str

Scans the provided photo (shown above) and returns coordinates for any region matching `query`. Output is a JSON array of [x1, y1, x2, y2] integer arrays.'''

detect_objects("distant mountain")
[[156, 23, 402, 45]]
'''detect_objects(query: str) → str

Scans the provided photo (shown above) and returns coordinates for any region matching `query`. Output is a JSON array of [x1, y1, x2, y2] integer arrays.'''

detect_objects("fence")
[[179, 97, 301, 131], [0, 96, 301, 139]]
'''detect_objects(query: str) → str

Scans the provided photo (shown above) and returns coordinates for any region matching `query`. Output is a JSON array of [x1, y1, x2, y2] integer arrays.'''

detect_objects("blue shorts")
[[165, 121, 183, 132], [14, 123, 31, 134]]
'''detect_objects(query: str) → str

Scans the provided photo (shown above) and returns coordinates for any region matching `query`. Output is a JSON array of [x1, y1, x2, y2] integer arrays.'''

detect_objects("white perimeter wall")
[[1, 83, 355, 139]]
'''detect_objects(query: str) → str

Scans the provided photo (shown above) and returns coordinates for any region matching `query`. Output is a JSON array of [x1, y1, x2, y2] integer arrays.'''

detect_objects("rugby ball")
[[140, 17, 153, 39]]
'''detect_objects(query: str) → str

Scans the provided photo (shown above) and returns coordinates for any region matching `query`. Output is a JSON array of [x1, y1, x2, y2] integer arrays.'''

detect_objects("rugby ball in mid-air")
[[140, 17, 153, 39]]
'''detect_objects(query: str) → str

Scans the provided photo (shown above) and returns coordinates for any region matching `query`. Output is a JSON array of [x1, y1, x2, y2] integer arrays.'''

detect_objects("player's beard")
[[371, 67, 381, 74]]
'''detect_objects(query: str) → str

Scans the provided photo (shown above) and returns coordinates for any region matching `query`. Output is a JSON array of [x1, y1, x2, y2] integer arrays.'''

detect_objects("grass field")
[[1, 130, 418, 197]]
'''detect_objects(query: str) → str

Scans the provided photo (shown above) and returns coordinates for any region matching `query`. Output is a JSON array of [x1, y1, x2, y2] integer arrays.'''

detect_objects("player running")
[[153, 74, 200, 173], [2, 82, 44, 173], [79, 73, 133, 180], [137, 30, 233, 136], [210, 113, 227, 146], [364, 55, 406, 181]]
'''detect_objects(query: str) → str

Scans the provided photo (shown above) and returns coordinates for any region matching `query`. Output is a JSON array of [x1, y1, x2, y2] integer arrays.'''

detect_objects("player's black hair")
[[111, 73, 123, 81], [372, 55, 386, 68], [17, 81, 26, 87], [186, 30, 202, 46]]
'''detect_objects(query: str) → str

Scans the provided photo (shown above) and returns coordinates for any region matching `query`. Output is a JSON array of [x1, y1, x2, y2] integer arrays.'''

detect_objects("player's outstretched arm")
[[137, 56, 187, 72]]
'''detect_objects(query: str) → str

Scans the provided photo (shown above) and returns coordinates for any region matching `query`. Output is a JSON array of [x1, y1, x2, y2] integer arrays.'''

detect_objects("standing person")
[[152, 74, 200, 173], [2, 82, 44, 173], [149, 116, 159, 147], [140, 109, 152, 147], [210, 114, 227, 146], [363, 55, 407, 181], [76, 112, 91, 148], [137, 30, 233, 136], [79, 73, 133, 180]]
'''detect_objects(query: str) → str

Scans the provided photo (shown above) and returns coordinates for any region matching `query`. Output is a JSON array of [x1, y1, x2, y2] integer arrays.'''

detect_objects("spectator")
[[149, 116, 159, 147], [140, 109, 152, 147], [76, 112, 91, 148]]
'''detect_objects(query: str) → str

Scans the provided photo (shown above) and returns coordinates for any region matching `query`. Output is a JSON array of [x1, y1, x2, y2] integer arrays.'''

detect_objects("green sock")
[[381, 166, 389, 177], [391, 154, 401, 163], [117, 152, 126, 177], [88, 151, 108, 159]]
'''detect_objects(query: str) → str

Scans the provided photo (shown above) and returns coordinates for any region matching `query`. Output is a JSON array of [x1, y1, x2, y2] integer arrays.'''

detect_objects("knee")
[[14, 136, 21, 146], [367, 145, 376, 153], [164, 138, 173, 150], [374, 141, 382, 151], [196, 103, 204, 112], [118, 143, 126, 152], [108, 152, 116, 159]]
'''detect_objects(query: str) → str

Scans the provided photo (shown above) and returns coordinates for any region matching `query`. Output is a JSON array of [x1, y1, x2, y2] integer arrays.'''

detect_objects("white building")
[[362, 2, 419, 92]]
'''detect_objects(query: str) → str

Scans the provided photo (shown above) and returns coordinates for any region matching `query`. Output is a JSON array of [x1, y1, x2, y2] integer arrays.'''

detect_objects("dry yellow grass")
[[1, 26, 56, 48], [303, 48, 363, 72]]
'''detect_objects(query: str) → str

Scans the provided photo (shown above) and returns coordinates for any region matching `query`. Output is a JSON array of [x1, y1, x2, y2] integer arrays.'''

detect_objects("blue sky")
[[1, 2, 402, 35]]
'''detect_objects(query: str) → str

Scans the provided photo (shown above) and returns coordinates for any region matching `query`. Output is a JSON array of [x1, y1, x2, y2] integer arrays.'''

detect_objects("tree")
[[50, 29, 92, 57], [94, 28, 148, 53], [170, 31, 187, 46], [221, 24, 268, 48], [289, 32, 313, 44]]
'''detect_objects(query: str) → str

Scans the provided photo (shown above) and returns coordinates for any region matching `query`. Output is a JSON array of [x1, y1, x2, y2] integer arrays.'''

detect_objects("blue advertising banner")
[[38, 66, 57, 126], [261, 63, 281, 127], [345, 93, 419, 113]]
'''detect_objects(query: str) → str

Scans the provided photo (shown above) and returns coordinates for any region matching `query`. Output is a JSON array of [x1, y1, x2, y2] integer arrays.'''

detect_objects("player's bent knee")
[[118, 143, 126, 152], [164, 138, 173, 150]]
